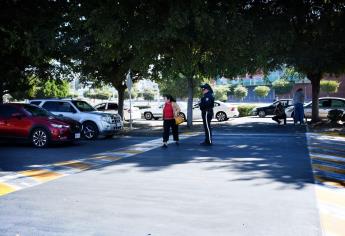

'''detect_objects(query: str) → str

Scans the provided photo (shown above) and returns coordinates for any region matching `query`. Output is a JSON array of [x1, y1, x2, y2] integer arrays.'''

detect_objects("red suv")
[[0, 103, 81, 147]]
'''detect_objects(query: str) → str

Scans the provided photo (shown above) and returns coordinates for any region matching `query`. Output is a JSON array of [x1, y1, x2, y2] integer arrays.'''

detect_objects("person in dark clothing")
[[162, 94, 181, 148], [199, 83, 215, 146], [272, 101, 287, 125]]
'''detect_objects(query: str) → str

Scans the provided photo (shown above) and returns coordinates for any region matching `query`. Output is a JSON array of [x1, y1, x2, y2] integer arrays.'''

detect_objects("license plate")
[[75, 133, 81, 139]]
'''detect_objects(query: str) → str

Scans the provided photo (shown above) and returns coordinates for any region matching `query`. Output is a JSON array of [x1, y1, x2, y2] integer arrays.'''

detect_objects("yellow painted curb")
[[312, 164, 345, 175], [319, 212, 345, 236], [19, 169, 63, 182], [0, 183, 16, 196]]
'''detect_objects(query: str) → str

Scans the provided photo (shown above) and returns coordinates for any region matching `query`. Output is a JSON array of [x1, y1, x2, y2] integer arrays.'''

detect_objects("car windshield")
[[72, 101, 96, 112], [23, 104, 52, 117]]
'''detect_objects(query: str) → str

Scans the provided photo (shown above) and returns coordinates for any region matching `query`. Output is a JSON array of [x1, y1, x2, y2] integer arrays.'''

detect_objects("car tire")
[[31, 128, 50, 148], [144, 112, 153, 120], [258, 111, 266, 118], [82, 121, 99, 140], [179, 112, 186, 121], [216, 112, 227, 122]]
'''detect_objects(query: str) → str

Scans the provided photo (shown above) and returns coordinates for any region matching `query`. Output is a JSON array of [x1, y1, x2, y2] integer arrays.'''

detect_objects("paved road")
[[0, 118, 322, 236]]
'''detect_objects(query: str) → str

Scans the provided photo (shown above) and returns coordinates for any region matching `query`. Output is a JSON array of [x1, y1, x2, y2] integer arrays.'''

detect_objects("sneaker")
[[161, 143, 168, 148]]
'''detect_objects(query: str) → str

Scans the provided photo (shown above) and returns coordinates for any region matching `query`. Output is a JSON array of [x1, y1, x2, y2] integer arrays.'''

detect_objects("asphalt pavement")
[[0, 117, 322, 236]]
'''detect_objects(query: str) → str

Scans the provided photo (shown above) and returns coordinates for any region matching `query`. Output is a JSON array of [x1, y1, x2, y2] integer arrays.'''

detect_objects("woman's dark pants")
[[163, 119, 179, 142]]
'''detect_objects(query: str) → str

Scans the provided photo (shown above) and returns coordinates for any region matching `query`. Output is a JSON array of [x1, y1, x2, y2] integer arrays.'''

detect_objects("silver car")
[[285, 97, 345, 119]]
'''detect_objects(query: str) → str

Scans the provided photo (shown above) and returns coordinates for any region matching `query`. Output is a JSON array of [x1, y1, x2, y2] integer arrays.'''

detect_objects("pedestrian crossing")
[[0, 133, 198, 197], [307, 133, 345, 236]]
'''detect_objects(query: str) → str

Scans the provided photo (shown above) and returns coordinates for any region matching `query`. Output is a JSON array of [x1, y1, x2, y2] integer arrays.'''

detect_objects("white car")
[[94, 102, 142, 121], [285, 97, 345, 119], [29, 99, 123, 140], [142, 101, 239, 122]]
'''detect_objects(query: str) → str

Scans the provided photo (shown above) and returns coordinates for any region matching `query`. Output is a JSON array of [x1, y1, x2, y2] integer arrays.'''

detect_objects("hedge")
[[237, 105, 257, 117]]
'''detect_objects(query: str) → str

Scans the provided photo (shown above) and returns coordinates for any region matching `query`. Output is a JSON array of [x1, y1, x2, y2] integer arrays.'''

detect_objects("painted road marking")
[[307, 133, 345, 236], [19, 169, 63, 182], [0, 182, 16, 195], [0, 133, 197, 197]]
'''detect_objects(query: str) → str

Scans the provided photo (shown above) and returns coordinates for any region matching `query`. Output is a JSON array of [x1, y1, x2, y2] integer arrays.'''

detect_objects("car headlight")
[[51, 123, 70, 128], [101, 116, 112, 123]]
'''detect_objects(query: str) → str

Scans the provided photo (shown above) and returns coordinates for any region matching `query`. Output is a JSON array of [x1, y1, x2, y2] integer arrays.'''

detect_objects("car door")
[[152, 105, 163, 117], [318, 99, 332, 118], [192, 104, 202, 120], [0, 105, 17, 137], [331, 99, 345, 111], [0, 105, 30, 138], [266, 102, 277, 115]]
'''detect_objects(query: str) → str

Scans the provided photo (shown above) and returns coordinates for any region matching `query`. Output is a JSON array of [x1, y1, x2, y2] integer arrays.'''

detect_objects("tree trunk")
[[187, 76, 194, 128], [117, 86, 125, 119], [308, 73, 322, 123]]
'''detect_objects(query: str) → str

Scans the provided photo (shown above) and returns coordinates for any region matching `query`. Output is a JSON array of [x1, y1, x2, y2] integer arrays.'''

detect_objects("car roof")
[[29, 99, 85, 102]]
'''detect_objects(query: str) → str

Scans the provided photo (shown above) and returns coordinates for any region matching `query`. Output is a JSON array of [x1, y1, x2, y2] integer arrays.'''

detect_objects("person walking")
[[293, 88, 305, 125], [162, 94, 181, 148], [199, 83, 215, 146], [272, 101, 287, 125]]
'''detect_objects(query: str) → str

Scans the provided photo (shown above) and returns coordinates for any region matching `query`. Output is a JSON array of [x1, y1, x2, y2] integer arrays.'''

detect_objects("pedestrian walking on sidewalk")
[[199, 83, 215, 146], [272, 101, 287, 125], [293, 88, 305, 125], [162, 94, 181, 148]]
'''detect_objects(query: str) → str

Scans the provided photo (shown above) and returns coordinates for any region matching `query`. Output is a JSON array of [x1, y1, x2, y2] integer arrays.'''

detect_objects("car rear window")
[[30, 101, 42, 106]]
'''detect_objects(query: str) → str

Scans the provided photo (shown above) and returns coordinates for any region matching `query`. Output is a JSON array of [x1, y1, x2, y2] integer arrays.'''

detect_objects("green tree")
[[272, 79, 293, 95], [253, 86, 270, 98], [320, 80, 340, 96], [36, 79, 70, 98], [245, 1, 345, 122], [214, 85, 229, 102], [142, 88, 155, 101], [124, 88, 138, 100], [84, 89, 111, 100], [234, 85, 248, 100], [0, 1, 71, 103]]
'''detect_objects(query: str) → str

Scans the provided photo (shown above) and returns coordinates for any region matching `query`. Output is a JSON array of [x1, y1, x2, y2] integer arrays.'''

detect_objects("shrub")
[[254, 86, 270, 98], [237, 104, 257, 117], [320, 80, 340, 95], [272, 79, 293, 95], [233, 85, 248, 99]]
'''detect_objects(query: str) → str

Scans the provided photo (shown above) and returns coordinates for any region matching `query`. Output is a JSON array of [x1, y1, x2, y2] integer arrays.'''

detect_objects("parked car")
[[285, 97, 345, 119], [142, 101, 239, 122], [94, 102, 141, 121], [0, 103, 81, 147], [252, 99, 293, 118], [29, 99, 123, 140]]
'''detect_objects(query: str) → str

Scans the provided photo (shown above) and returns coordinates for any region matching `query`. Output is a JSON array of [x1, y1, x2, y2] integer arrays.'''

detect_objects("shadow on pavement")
[[91, 121, 312, 190]]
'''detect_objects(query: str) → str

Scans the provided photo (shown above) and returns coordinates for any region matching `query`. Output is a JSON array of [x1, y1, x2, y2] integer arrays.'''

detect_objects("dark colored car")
[[0, 103, 81, 147], [252, 99, 293, 118]]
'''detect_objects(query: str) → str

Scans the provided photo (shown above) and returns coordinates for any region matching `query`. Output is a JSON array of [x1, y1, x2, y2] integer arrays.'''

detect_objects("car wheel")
[[144, 112, 153, 120], [258, 111, 266, 118], [31, 128, 49, 148], [216, 111, 227, 122], [82, 122, 99, 140], [179, 112, 186, 121]]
